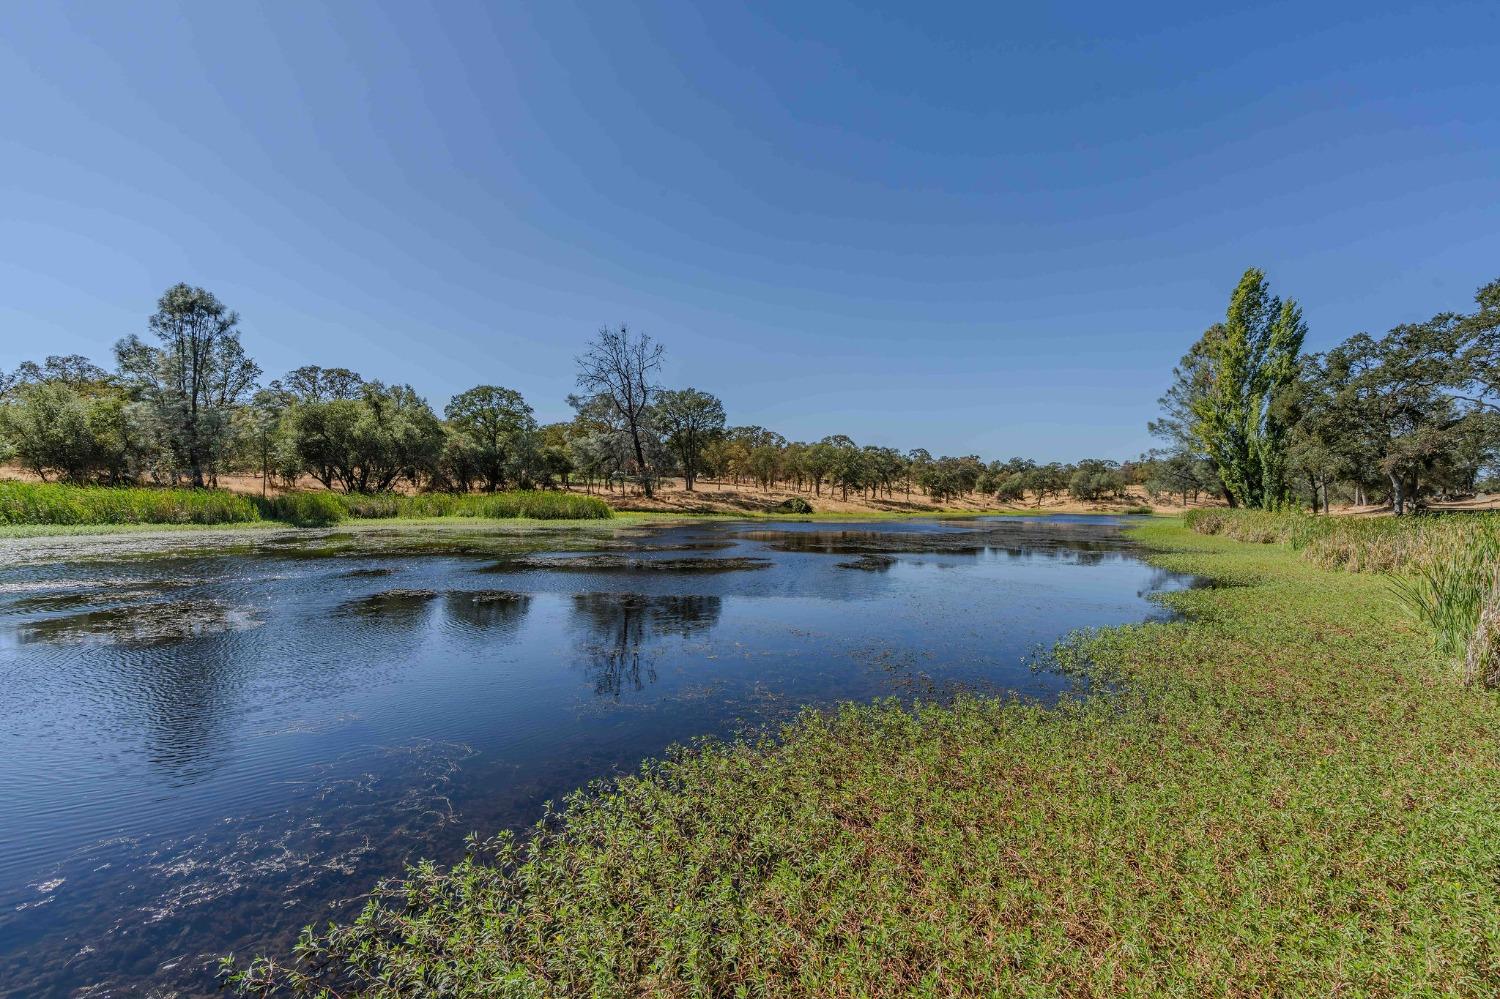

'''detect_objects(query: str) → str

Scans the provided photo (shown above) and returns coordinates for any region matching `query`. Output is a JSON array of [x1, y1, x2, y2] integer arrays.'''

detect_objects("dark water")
[[0, 515, 1190, 997]]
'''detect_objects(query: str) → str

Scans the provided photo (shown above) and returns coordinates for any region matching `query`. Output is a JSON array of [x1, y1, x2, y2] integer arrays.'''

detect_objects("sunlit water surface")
[[0, 515, 1192, 996]]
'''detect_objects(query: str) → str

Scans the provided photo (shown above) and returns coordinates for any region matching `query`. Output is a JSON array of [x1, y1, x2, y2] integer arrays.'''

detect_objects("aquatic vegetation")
[[225, 522, 1500, 996], [340, 589, 441, 616], [491, 553, 772, 574], [0, 481, 612, 530], [1186, 508, 1500, 683], [0, 481, 260, 526], [256, 491, 347, 527], [21, 598, 262, 645], [836, 554, 896, 571]]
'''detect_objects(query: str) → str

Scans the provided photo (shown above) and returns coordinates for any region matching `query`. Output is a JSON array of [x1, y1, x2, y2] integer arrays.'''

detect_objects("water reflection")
[[570, 593, 723, 698], [443, 589, 533, 633]]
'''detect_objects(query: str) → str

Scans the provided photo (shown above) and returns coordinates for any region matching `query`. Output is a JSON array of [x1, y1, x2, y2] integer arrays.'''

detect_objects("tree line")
[[1152, 268, 1499, 514], [0, 284, 1179, 505], [5, 276, 1494, 512]]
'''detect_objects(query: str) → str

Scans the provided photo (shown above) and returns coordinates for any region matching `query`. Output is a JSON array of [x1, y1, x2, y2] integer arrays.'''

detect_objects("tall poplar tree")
[[1185, 268, 1306, 508]]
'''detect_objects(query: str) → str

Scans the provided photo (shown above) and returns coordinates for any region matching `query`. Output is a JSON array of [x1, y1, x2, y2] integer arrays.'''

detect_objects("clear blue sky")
[[2, 2, 1496, 461]]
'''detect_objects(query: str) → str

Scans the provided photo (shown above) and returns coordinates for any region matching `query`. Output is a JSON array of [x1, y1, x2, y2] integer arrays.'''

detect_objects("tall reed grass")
[[1186, 508, 1500, 685], [0, 481, 612, 528], [0, 480, 261, 525]]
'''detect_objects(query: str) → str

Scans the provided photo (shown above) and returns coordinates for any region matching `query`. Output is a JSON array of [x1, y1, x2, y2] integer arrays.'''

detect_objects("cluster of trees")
[[0, 284, 1179, 507], [1153, 269, 1499, 514]]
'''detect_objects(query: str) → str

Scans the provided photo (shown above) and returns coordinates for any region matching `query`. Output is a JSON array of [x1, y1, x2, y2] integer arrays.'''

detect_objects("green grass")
[[226, 520, 1500, 997], [1187, 508, 1500, 678], [0, 481, 612, 531], [0, 480, 261, 525], [256, 491, 348, 527]]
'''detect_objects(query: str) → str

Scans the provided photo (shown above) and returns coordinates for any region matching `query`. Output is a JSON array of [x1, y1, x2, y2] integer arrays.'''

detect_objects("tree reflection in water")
[[570, 593, 722, 698]]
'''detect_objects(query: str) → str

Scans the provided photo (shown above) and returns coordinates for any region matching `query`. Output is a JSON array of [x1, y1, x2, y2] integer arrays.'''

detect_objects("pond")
[[0, 515, 1191, 997]]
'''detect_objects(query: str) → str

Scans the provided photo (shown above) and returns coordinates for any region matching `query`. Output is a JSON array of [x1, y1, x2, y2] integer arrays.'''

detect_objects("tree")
[[238, 389, 287, 495], [802, 442, 836, 496], [1454, 278, 1500, 413], [819, 435, 863, 499], [286, 382, 443, 493], [4, 354, 112, 393], [115, 283, 261, 486], [1068, 458, 1126, 502], [995, 473, 1027, 502], [656, 388, 725, 491], [1182, 268, 1306, 508], [444, 385, 538, 491], [1329, 321, 1472, 514], [575, 325, 663, 497], [0, 381, 140, 483], [268, 365, 365, 404]]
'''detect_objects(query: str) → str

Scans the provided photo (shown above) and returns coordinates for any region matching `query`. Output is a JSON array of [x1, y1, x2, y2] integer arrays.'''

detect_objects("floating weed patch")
[[485, 554, 773, 574], [339, 589, 441, 617], [836, 554, 897, 571], [443, 590, 533, 631], [21, 599, 262, 645]]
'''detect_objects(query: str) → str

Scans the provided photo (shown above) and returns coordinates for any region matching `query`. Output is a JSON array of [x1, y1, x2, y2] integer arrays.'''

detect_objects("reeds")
[[254, 491, 347, 526], [0, 481, 613, 528], [0, 480, 260, 525], [1187, 508, 1500, 684]]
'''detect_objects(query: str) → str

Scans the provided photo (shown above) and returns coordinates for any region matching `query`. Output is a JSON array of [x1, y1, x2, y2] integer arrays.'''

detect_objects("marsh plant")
[[0, 480, 610, 528], [1187, 508, 1500, 686], [0, 480, 260, 525]]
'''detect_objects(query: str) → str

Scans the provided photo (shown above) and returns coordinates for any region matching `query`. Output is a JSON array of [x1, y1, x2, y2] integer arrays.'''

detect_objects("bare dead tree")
[[575, 325, 664, 497]]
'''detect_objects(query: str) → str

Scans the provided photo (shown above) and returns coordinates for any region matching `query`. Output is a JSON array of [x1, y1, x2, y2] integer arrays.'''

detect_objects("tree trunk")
[[1389, 471, 1406, 515]]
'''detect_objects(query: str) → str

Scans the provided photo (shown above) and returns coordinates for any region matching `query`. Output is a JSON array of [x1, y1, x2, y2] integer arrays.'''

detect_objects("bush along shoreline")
[[0, 480, 612, 528], [224, 519, 1500, 997]]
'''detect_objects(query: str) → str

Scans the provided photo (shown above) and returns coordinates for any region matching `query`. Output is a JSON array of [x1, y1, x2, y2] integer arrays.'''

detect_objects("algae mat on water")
[[230, 520, 1500, 997]]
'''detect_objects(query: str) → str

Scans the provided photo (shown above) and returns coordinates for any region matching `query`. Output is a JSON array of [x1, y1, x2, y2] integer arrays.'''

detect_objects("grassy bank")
[[0, 481, 612, 530], [0, 480, 261, 526], [1186, 508, 1500, 683], [228, 520, 1500, 997]]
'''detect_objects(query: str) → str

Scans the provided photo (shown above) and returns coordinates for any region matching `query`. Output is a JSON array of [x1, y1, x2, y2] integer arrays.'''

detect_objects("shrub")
[[773, 497, 814, 514]]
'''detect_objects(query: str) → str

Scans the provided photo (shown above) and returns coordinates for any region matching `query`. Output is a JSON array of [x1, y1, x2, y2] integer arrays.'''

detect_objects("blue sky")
[[2, 1, 1496, 461]]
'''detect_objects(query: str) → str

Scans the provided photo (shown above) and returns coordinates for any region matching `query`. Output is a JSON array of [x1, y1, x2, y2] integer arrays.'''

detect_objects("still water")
[[0, 515, 1190, 997]]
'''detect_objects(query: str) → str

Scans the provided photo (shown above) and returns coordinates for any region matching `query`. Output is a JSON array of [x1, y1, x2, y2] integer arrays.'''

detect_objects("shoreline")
[[228, 519, 1500, 996], [0, 506, 1134, 543]]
